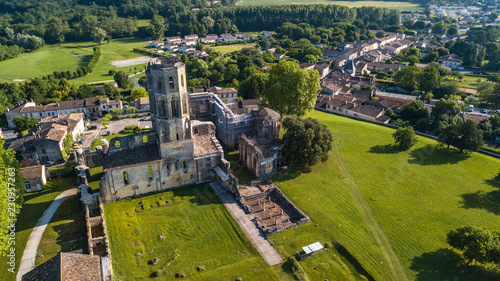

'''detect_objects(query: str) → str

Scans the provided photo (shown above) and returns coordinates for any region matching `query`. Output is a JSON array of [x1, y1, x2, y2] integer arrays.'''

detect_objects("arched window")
[[157, 77, 162, 90], [171, 99, 177, 117], [169, 76, 174, 90], [147, 166, 153, 179], [181, 74, 185, 87], [123, 171, 129, 184]]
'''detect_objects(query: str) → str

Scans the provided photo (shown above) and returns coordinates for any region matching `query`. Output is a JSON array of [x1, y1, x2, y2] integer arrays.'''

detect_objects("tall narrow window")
[[123, 171, 129, 184], [182, 161, 187, 168], [171, 99, 177, 117], [157, 77, 162, 89], [181, 74, 185, 87], [161, 100, 166, 116], [148, 165, 153, 179], [169, 76, 174, 90]]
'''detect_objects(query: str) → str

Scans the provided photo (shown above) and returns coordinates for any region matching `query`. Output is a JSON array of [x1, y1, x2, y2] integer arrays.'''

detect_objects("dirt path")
[[16, 188, 77, 281], [334, 148, 409, 281]]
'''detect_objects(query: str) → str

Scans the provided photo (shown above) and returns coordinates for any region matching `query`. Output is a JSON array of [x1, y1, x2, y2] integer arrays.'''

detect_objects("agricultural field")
[[210, 43, 257, 54], [270, 110, 500, 281], [237, 0, 421, 11], [0, 177, 76, 281], [0, 38, 151, 86]]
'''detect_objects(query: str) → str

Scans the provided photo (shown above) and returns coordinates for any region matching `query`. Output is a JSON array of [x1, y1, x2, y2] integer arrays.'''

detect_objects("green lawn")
[[270, 110, 500, 281], [35, 195, 87, 266], [0, 47, 83, 80], [237, 0, 421, 11], [0, 38, 150, 86], [0, 177, 76, 281], [104, 184, 292, 280], [210, 43, 257, 54], [443, 75, 489, 90]]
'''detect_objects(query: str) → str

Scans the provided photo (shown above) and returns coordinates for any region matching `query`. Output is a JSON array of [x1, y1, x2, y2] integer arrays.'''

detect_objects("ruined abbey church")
[[99, 58, 228, 202], [98, 57, 281, 203]]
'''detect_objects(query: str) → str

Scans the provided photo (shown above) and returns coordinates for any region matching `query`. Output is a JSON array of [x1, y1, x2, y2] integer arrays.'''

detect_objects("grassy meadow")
[[237, 0, 421, 11], [0, 38, 150, 86], [210, 43, 257, 54], [104, 184, 293, 280], [0, 177, 76, 281], [270, 110, 500, 281]]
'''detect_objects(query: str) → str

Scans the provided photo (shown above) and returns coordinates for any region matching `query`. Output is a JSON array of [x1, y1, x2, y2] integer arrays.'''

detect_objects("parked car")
[[481, 108, 488, 113], [140, 117, 148, 121], [469, 104, 474, 112], [54, 159, 67, 165], [46, 161, 54, 166], [78, 139, 85, 144], [90, 117, 98, 121], [89, 125, 97, 130], [106, 131, 111, 136]]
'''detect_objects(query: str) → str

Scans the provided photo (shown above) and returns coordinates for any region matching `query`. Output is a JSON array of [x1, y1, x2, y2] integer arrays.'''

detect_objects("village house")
[[324, 95, 391, 123], [241, 99, 261, 113], [314, 63, 331, 79], [134, 97, 150, 112], [376, 92, 418, 104], [151, 41, 164, 48], [366, 62, 401, 73], [261, 31, 272, 37], [384, 41, 407, 54], [220, 33, 236, 43], [210, 86, 238, 102], [164, 43, 179, 51], [21, 165, 47, 193], [201, 36, 217, 44], [438, 54, 462, 69], [166, 36, 182, 45]]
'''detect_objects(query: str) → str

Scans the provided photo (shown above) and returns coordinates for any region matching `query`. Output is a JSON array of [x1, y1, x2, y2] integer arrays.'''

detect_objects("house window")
[[183, 161, 187, 169], [148, 165, 153, 179], [24, 181, 31, 191], [41, 149, 46, 154], [123, 171, 129, 184]]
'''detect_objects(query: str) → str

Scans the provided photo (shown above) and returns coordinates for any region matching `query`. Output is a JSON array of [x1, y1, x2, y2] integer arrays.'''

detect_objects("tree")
[[262, 61, 321, 116], [455, 119, 484, 153], [131, 88, 148, 100], [419, 62, 442, 93], [126, 107, 137, 114], [447, 24, 459, 36], [114, 71, 129, 89], [47, 17, 69, 44], [149, 14, 167, 40], [282, 115, 333, 166], [432, 21, 447, 34], [91, 27, 107, 45], [201, 16, 214, 31], [393, 126, 417, 150], [239, 72, 269, 99], [447, 225, 493, 265], [0, 140, 25, 255], [138, 76, 147, 88], [431, 99, 462, 128], [487, 83, 500, 109], [399, 100, 428, 125], [12, 116, 38, 133], [394, 66, 422, 92], [112, 108, 124, 115]]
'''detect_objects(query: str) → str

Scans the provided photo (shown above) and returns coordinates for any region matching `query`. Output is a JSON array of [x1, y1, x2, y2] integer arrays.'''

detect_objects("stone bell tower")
[[146, 57, 191, 143], [146, 58, 195, 166]]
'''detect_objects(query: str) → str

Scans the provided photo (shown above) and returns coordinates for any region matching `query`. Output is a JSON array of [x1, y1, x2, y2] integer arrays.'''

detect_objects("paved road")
[[210, 182, 283, 266], [16, 188, 77, 281]]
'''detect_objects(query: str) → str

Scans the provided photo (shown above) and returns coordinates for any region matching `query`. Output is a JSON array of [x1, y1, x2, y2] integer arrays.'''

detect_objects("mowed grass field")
[[237, 0, 421, 11], [270, 110, 500, 281], [104, 184, 293, 280], [210, 43, 257, 54], [0, 38, 150, 85], [0, 47, 83, 80]]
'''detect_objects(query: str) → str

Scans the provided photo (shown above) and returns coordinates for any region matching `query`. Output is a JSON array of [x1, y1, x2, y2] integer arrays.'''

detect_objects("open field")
[[270, 110, 500, 281], [104, 184, 294, 280], [0, 38, 151, 86], [443, 75, 490, 90], [35, 195, 87, 266], [0, 177, 76, 281], [237, 0, 421, 11], [0, 48, 83, 80], [210, 43, 257, 54]]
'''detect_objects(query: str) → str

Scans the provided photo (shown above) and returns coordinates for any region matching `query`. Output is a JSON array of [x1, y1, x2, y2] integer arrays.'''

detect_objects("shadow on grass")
[[171, 184, 219, 206], [334, 243, 375, 281], [485, 177, 500, 189], [460, 190, 500, 215], [368, 144, 400, 154], [272, 165, 313, 183], [408, 145, 469, 166], [410, 248, 500, 281]]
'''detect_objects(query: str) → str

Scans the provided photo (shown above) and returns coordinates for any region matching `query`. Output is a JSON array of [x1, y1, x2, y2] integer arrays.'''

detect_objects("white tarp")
[[214, 166, 229, 181], [302, 242, 324, 254]]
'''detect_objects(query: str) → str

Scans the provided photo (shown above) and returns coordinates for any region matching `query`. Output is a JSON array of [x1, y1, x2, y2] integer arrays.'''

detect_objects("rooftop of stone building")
[[103, 143, 162, 170], [22, 252, 103, 281], [21, 165, 45, 180], [193, 135, 222, 158]]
